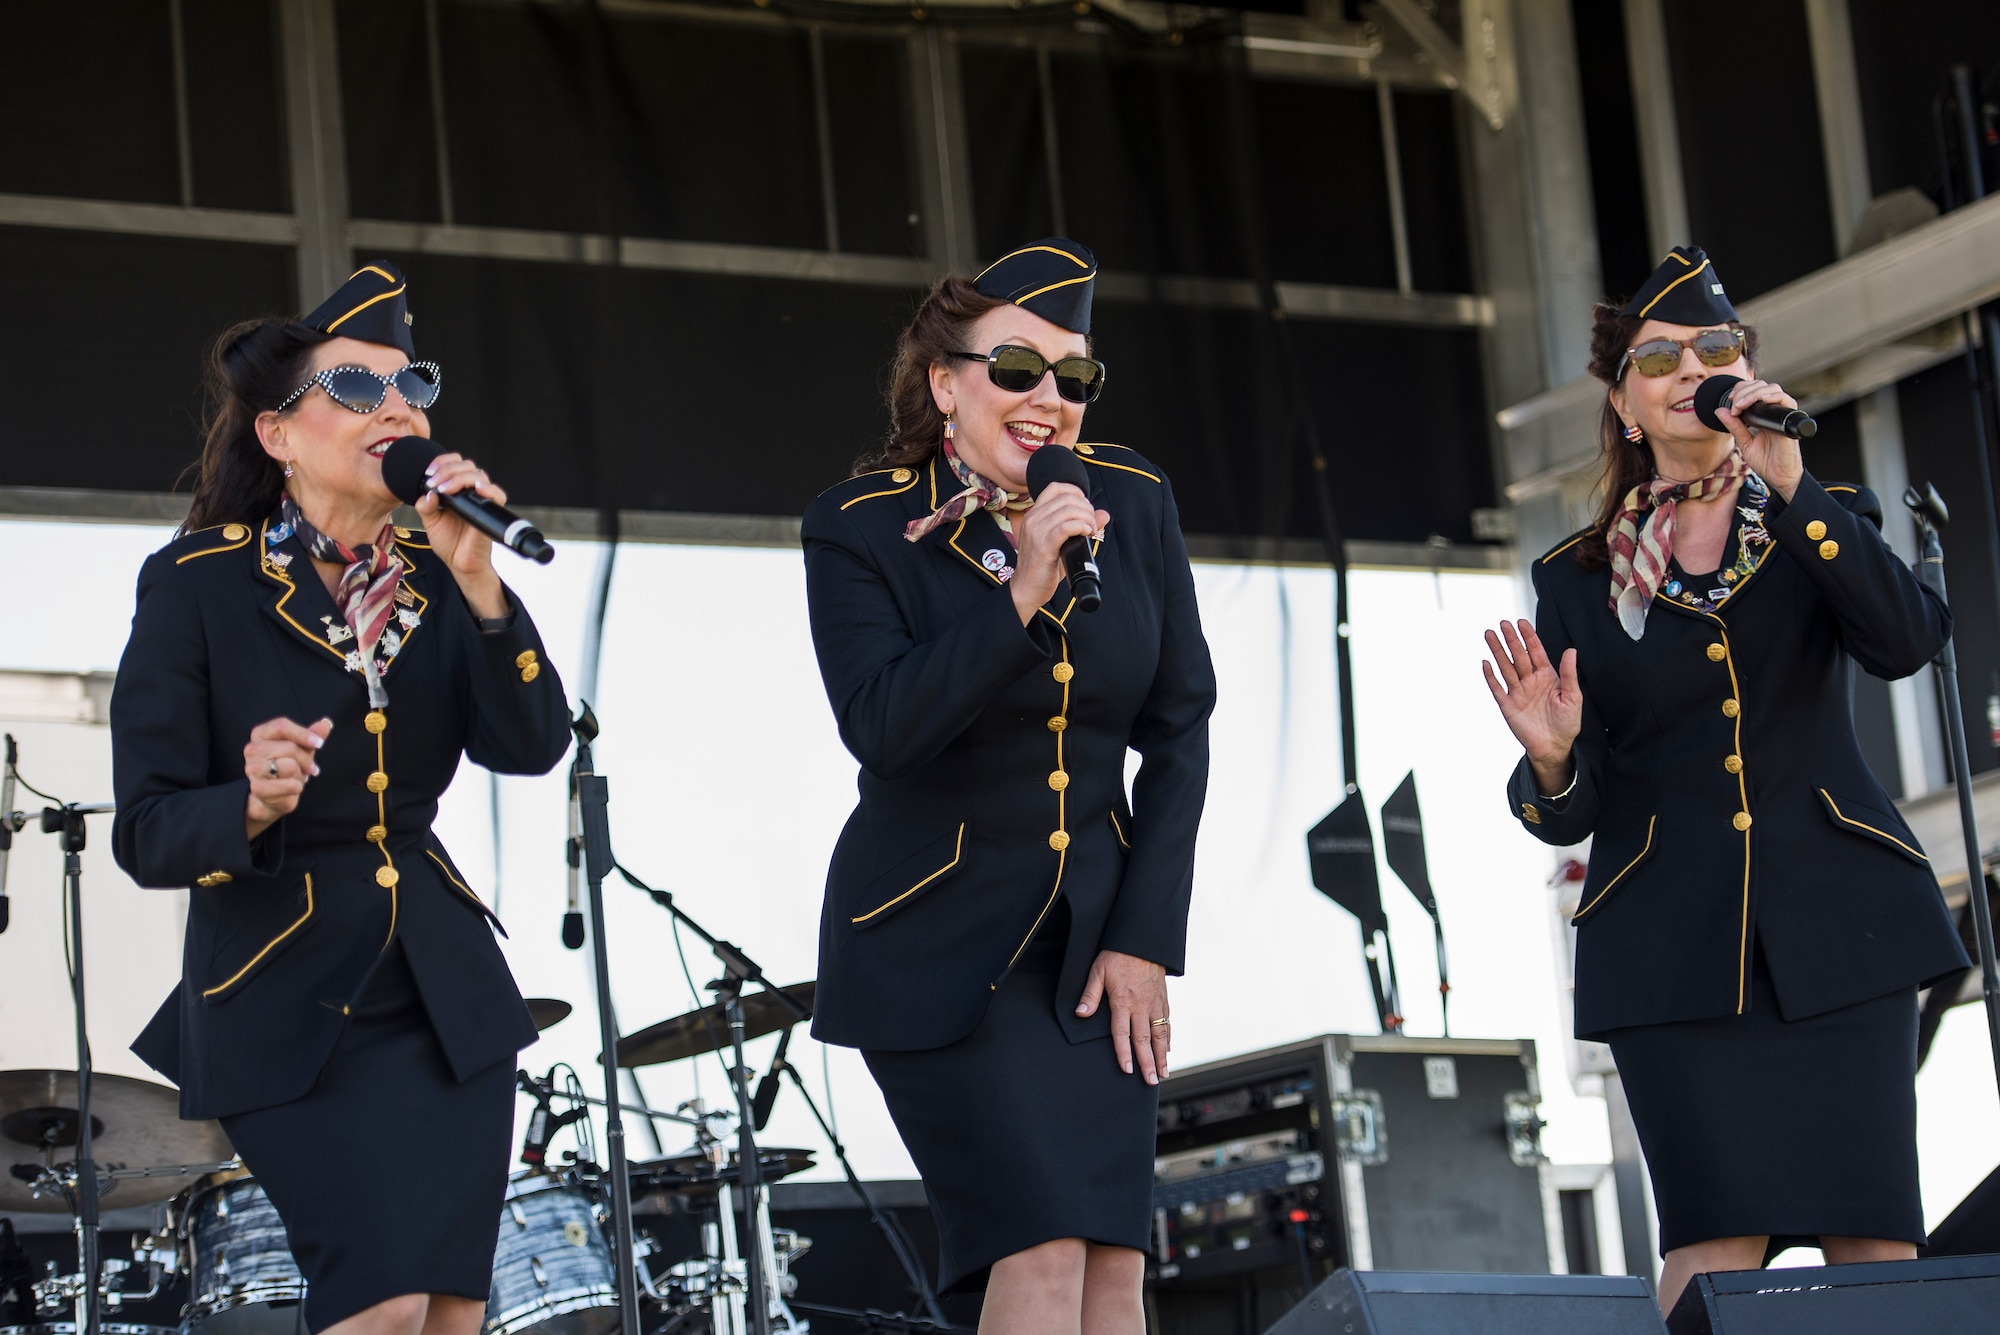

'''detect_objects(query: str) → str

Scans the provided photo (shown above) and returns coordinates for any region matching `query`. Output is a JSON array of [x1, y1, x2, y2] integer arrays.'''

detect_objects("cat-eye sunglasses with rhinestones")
[[277, 361, 443, 414], [949, 345, 1107, 404], [1615, 328, 1745, 381]]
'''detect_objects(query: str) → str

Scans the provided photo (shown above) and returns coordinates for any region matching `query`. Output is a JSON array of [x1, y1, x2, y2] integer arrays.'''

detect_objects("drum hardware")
[[525, 1000, 574, 1034]]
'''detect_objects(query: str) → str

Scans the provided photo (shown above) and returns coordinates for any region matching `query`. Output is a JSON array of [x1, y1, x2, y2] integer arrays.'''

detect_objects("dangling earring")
[[1623, 424, 1644, 444], [943, 416, 956, 441], [283, 461, 295, 478]]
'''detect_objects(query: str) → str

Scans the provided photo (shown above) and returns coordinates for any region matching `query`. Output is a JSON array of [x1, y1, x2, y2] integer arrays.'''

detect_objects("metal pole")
[[574, 737, 641, 1332], [1907, 487, 2000, 1108], [725, 989, 771, 1335], [62, 812, 100, 1335]]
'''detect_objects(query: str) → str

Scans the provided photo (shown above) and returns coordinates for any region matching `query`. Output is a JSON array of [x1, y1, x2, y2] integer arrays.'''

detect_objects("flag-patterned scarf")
[[281, 493, 403, 706], [1606, 451, 1750, 640], [903, 438, 1033, 544]]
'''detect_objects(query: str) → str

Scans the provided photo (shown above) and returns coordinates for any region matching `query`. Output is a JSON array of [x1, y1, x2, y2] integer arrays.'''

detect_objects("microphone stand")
[[613, 863, 951, 1330], [1905, 484, 2000, 1109], [567, 707, 641, 1334]]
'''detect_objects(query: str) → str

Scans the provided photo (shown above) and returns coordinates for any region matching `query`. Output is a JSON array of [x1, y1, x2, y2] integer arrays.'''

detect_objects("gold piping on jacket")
[[1109, 809, 1130, 849], [1820, 790, 1927, 861], [1541, 532, 1587, 564], [851, 823, 966, 923], [203, 874, 314, 998], [1079, 455, 1161, 485], [1569, 816, 1656, 922], [1709, 618, 1752, 1012], [175, 525, 254, 564], [1000, 639, 1075, 977], [427, 848, 494, 907], [376, 720, 398, 948], [258, 519, 349, 663], [839, 469, 920, 510]]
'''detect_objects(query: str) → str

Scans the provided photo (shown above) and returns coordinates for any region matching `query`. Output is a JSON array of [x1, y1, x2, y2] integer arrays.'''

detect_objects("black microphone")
[[1693, 375, 1818, 440], [751, 1025, 794, 1132], [562, 775, 586, 950], [380, 436, 555, 563], [1023, 446, 1103, 613]]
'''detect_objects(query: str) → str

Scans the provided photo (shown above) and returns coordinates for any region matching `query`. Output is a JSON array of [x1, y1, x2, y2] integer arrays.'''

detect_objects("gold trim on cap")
[[1636, 258, 1712, 319], [325, 282, 407, 334], [974, 244, 1091, 281]]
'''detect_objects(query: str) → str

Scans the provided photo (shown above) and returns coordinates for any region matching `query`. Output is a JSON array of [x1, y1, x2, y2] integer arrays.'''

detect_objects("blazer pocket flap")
[[202, 874, 319, 1002], [1108, 809, 1132, 850], [1817, 789, 1929, 865], [1570, 815, 1658, 924], [849, 823, 968, 928], [427, 847, 507, 934]]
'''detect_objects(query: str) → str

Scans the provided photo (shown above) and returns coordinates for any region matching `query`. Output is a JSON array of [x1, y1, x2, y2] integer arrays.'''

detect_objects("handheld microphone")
[[1693, 375, 1818, 440], [380, 436, 555, 564], [0, 735, 17, 935], [1023, 446, 1103, 613]]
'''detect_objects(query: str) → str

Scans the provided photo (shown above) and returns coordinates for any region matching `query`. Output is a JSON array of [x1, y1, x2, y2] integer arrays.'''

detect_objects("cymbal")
[[0, 1070, 232, 1213], [614, 982, 815, 1069], [526, 998, 572, 1033], [630, 1145, 816, 1199]]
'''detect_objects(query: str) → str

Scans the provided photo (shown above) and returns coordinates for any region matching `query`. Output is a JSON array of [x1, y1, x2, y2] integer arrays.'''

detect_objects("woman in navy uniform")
[[112, 263, 571, 1335], [803, 239, 1216, 1333], [1482, 247, 1969, 1311]]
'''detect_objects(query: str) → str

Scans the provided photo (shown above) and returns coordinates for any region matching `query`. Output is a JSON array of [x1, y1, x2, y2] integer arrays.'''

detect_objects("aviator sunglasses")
[[1616, 328, 1745, 381], [949, 344, 1107, 404], [277, 361, 443, 414]]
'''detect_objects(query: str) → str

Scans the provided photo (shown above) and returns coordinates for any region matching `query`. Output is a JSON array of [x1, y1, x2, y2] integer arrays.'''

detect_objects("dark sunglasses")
[[277, 361, 443, 414], [949, 345, 1107, 404], [1616, 329, 1745, 380]]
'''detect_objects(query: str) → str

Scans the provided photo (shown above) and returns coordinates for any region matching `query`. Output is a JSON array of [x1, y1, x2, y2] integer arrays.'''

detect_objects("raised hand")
[[1482, 619, 1583, 793], [244, 715, 334, 839]]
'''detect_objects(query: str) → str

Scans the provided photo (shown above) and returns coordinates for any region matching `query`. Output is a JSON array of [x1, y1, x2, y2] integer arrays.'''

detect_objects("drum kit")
[[0, 988, 846, 1335], [0, 717, 958, 1335]]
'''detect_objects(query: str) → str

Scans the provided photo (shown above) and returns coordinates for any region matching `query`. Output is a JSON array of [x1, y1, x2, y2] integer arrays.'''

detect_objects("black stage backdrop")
[[0, 0, 1494, 550]]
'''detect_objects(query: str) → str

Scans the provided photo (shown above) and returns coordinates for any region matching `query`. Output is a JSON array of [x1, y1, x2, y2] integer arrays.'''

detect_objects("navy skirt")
[[1605, 945, 1923, 1255], [220, 941, 516, 1331], [863, 900, 1158, 1293]]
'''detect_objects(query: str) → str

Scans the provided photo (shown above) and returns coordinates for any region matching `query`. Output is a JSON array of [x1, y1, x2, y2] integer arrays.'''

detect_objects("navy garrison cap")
[[302, 261, 416, 357], [973, 238, 1097, 334], [1620, 245, 1739, 327]]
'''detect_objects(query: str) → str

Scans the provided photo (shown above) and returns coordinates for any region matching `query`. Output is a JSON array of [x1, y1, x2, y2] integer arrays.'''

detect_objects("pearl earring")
[[1623, 424, 1644, 443]]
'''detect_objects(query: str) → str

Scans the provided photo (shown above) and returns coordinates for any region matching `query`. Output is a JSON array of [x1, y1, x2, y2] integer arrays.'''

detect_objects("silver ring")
[[266, 759, 279, 779]]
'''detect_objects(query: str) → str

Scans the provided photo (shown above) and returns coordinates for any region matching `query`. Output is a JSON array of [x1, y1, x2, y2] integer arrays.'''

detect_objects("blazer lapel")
[[924, 453, 1106, 633], [382, 534, 432, 676], [256, 520, 353, 669]]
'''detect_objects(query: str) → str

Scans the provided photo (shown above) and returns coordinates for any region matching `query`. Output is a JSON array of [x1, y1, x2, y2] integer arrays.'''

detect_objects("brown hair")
[[181, 317, 332, 534], [1570, 304, 1760, 568], [854, 272, 1009, 475]]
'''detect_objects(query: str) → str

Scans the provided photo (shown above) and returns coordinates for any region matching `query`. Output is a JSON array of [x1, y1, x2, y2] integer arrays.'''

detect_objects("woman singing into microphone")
[[113, 263, 571, 1335], [1483, 247, 1968, 1310], [802, 239, 1216, 1333]]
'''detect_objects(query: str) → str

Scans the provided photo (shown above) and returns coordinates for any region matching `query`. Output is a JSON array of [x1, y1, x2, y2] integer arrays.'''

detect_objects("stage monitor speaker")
[[1265, 1269, 1666, 1334], [1665, 1253, 2000, 1333]]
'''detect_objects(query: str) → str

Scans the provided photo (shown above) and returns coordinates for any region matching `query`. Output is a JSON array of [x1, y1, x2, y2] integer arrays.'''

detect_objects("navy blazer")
[[802, 445, 1217, 1052], [112, 518, 571, 1120], [1511, 474, 1970, 1038]]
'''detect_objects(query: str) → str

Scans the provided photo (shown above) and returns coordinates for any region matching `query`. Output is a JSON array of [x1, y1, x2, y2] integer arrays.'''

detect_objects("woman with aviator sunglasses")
[[801, 239, 1215, 1334], [1481, 247, 1965, 1311], [112, 262, 572, 1335]]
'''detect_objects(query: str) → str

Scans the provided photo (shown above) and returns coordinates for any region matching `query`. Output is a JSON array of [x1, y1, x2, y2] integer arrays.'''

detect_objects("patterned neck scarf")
[[1606, 450, 1750, 640], [280, 493, 403, 706], [902, 438, 1033, 544]]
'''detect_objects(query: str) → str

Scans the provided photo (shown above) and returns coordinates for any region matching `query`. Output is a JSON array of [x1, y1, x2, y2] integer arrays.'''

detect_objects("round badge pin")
[[981, 548, 1009, 572]]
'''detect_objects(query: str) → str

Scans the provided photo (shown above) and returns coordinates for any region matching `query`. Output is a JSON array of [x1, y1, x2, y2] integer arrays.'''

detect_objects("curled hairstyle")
[[856, 273, 1009, 474], [1571, 303, 1760, 568], [180, 319, 332, 534]]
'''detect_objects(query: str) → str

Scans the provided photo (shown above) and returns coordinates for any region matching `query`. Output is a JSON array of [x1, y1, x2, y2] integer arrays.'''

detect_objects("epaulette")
[[820, 465, 922, 512], [168, 522, 256, 566], [392, 524, 433, 550], [1538, 528, 1593, 565], [1074, 443, 1163, 484]]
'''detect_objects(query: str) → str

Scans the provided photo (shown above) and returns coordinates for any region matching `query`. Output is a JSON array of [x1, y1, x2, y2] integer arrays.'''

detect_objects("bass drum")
[[486, 1170, 618, 1335], [181, 1177, 306, 1335]]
